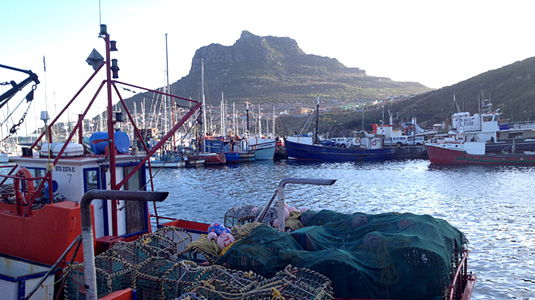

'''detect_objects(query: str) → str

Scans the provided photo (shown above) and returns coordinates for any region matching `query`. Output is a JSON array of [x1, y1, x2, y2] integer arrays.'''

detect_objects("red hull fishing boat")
[[0, 25, 476, 300], [426, 135, 535, 165], [0, 24, 201, 299], [427, 142, 535, 165]]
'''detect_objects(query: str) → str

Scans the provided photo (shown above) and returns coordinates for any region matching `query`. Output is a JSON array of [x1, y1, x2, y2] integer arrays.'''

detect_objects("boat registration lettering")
[[55, 166, 76, 172]]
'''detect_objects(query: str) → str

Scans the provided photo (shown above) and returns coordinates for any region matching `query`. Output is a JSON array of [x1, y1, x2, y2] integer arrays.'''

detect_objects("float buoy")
[[13, 167, 36, 205]]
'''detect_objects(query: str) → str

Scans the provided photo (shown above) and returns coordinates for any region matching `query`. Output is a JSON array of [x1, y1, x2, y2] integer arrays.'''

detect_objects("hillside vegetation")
[[279, 57, 535, 137]]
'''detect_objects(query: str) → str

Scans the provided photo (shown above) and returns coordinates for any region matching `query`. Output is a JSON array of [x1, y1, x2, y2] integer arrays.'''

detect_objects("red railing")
[[449, 250, 476, 300], [0, 165, 51, 216]]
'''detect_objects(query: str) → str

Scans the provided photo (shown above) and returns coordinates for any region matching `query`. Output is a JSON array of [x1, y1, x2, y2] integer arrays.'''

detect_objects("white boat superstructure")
[[246, 136, 276, 160]]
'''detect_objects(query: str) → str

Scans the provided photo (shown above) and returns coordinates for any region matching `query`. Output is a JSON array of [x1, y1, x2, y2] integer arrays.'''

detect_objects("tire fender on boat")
[[14, 167, 36, 205]]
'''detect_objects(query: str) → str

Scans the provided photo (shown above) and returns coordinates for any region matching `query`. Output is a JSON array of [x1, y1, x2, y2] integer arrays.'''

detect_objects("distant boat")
[[247, 136, 276, 160], [149, 154, 185, 168], [284, 98, 395, 162], [436, 96, 535, 154], [189, 151, 226, 165], [285, 136, 395, 162], [426, 134, 535, 165], [241, 101, 275, 160], [204, 137, 239, 164], [194, 60, 226, 166]]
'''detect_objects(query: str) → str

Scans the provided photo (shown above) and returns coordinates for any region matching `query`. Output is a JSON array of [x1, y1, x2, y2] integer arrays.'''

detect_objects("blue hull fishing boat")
[[284, 98, 395, 162], [285, 138, 395, 162]]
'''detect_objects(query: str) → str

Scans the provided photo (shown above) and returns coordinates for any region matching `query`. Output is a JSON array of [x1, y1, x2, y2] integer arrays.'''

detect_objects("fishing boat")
[[246, 135, 276, 160], [439, 96, 535, 154], [0, 24, 202, 299], [189, 60, 227, 166], [241, 102, 276, 160], [426, 133, 535, 165], [285, 99, 395, 162], [285, 136, 395, 162]]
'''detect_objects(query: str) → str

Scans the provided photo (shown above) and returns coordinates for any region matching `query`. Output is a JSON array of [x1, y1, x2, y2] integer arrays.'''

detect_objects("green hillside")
[[279, 57, 535, 137]]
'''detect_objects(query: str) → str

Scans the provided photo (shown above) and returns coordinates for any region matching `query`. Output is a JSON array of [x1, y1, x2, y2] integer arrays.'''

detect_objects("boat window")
[[33, 168, 46, 187], [85, 169, 100, 191], [507, 132, 523, 139], [123, 166, 141, 190], [123, 165, 146, 234]]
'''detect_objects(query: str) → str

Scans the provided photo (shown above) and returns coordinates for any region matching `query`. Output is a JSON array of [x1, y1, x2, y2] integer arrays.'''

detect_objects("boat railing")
[[449, 250, 476, 300], [0, 165, 52, 216], [0, 164, 18, 186]]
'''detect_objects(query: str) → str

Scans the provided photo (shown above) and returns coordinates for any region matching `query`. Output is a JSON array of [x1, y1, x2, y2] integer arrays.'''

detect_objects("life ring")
[[371, 140, 378, 146], [13, 167, 36, 205], [354, 138, 361, 144]]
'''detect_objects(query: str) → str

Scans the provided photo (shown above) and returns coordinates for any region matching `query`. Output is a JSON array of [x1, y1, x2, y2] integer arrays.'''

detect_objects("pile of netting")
[[217, 209, 468, 300], [63, 226, 333, 300]]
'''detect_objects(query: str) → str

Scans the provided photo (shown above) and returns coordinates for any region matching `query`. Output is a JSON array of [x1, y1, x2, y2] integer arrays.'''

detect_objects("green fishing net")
[[217, 210, 467, 300]]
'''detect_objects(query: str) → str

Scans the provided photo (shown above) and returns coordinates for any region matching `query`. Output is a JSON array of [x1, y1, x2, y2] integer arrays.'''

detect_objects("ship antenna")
[[453, 94, 460, 113]]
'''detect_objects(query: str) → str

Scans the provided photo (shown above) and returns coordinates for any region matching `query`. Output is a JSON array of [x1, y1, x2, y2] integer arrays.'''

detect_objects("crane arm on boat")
[[0, 64, 40, 107]]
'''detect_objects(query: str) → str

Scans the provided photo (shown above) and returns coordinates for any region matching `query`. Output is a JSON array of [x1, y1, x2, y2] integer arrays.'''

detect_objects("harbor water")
[[150, 159, 535, 300]]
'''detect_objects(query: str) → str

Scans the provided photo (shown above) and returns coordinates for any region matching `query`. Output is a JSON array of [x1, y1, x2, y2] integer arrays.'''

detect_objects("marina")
[[0, 17, 532, 300]]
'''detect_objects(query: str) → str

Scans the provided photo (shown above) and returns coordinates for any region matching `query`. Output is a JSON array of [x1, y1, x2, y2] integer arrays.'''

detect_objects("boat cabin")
[[0, 143, 152, 266], [10, 149, 150, 239]]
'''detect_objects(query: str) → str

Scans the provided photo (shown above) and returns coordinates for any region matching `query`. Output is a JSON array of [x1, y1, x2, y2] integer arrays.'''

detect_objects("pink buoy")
[[284, 207, 290, 220], [300, 207, 309, 213], [217, 232, 235, 249], [272, 218, 279, 227], [207, 232, 218, 241], [288, 207, 298, 213]]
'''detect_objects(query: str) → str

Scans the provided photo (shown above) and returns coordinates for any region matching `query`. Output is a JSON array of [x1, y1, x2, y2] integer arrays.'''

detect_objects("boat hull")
[[426, 144, 535, 165], [224, 152, 240, 164], [248, 139, 276, 160], [0, 201, 84, 266], [239, 151, 255, 162], [193, 153, 226, 165], [285, 139, 395, 162]]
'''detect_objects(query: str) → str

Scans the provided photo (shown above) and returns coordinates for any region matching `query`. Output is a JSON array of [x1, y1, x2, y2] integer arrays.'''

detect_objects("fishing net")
[[64, 226, 333, 300], [217, 209, 468, 300], [224, 203, 304, 230]]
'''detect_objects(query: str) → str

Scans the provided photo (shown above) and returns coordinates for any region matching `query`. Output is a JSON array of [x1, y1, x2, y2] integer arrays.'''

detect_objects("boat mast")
[[220, 92, 225, 136], [246, 100, 250, 136], [258, 105, 262, 136], [102, 26, 117, 191], [165, 33, 169, 146], [314, 96, 319, 144], [201, 59, 207, 152], [361, 108, 364, 131], [272, 105, 275, 138], [232, 102, 236, 136]]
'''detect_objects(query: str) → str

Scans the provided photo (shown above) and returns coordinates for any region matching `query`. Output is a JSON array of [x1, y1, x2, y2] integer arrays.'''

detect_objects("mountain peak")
[[173, 32, 430, 104], [239, 30, 256, 40]]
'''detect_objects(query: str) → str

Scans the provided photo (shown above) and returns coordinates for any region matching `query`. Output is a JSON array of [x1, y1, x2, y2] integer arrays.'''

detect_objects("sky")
[[2, 0, 535, 132]]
